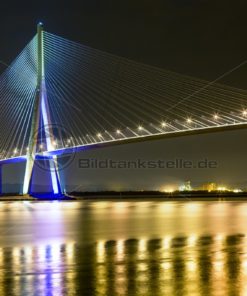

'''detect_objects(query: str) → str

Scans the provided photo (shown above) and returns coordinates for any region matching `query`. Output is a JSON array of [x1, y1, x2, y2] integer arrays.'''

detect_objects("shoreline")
[[0, 194, 247, 202]]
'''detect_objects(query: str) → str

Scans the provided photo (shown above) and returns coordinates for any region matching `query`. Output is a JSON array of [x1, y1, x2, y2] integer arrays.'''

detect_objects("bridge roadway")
[[1, 120, 247, 165]]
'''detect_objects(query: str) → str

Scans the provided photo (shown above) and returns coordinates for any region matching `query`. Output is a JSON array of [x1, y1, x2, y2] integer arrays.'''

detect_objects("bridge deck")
[[1, 121, 246, 165]]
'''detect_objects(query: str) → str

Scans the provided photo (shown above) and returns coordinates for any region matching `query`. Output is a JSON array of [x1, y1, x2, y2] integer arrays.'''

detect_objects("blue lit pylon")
[[22, 23, 62, 197]]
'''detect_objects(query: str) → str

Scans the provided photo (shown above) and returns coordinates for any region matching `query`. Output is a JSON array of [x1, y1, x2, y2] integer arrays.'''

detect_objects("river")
[[0, 200, 246, 295]]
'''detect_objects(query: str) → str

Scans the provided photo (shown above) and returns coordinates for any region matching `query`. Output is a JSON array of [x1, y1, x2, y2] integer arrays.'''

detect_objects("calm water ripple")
[[0, 200, 246, 295]]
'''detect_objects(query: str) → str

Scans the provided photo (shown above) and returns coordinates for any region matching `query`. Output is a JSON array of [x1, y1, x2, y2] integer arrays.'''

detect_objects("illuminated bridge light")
[[186, 118, 192, 124], [116, 129, 121, 134], [161, 121, 166, 127], [97, 133, 102, 138], [214, 114, 219, 120], [242, 110, 247, 117], [138, 126, 143, 131]]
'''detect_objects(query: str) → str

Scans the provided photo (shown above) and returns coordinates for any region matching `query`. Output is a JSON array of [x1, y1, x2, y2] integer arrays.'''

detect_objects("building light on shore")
[[233, 188, 242, 193], [202, 182, 217, 192], [161, 186, 176, 193], [179, 181, 192, 191], [217, 186, 228, 191]]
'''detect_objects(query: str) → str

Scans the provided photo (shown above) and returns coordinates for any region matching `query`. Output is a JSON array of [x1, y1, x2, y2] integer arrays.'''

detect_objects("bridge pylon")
[[22, 23, 62, 198]]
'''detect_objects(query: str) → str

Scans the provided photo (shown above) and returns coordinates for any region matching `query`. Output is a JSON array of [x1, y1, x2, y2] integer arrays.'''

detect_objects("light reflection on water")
[[0, 201, 247, 295], [0, 235, 247, 295]]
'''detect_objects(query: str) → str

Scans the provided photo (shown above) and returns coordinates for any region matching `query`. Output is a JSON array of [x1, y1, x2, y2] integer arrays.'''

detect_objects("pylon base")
[[29, 192, 75, 200]]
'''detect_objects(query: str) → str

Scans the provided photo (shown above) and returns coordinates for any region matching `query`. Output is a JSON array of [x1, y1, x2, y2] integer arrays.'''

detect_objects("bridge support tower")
[[22, 23, 62, 198]]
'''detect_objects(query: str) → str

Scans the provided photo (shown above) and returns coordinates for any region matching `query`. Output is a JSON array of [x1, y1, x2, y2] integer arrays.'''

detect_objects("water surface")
[[0, 200, 247, 295]]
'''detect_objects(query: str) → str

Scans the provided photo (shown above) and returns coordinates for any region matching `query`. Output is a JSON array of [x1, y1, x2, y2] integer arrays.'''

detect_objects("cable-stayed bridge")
[[0, 23, 247, 198]]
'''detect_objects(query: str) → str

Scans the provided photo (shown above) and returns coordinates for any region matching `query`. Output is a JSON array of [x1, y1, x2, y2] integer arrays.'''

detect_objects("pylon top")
[[37, 22, 44, 82], [37, 22, 44, 29]]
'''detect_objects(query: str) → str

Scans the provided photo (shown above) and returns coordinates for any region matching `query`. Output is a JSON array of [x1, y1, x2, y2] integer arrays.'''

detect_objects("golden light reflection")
[[0, 234, 246, 295], [138, 262, 148, 272], [137, 238, 148, 263], [214, 233, 225, 245], [211, 240, 227, 294], [161, 262, 172, 270], [12, 247, 20, 266], [242, 259, 247, 274], [115, 264, 126, 295], [138, 238, 147, 253], [65, 269, 76, 294], [186, 260, 197, 272], [66, 242, 75, 263], [159, 202, 175, 213], [184, 202, 202, 212], [93, 202, 111, 209], [185, 258, 199, 295], [96, 265, 107, 296], [187, 234, 198, 247], [0, 248, 4, 292], [113, 202, 129, 213], [97, 240, 105, 263], [116, 239, 125, 261], [162, 236, 171, 249], [0, 248, 2, 263]]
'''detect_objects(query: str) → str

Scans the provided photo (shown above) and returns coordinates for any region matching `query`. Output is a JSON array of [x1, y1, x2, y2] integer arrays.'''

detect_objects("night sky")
[[1, 0, 247, 86], [1, 0, 247, 191]]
